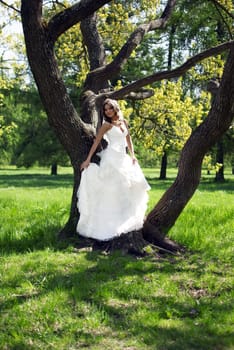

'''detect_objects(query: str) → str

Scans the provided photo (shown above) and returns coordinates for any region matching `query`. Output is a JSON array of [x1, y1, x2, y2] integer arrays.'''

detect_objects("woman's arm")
[[80, 122, 112, 170], [124, 120, 137, 164]]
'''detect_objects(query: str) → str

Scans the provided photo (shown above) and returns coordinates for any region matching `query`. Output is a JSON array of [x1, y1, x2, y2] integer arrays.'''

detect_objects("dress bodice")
[[105, 124, 128, 153]]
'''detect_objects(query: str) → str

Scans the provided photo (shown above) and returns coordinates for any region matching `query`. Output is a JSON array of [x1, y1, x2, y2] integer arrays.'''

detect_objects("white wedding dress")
[[77, 122, 150, 241]]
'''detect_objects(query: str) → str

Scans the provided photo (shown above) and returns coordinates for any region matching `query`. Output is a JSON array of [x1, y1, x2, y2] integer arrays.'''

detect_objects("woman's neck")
[[111, 115, 119, 123]]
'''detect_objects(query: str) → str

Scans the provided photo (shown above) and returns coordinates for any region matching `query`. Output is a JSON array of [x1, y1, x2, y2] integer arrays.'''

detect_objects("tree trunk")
[[143, 46, 234, 247], [58, 165, 81, 239], [51, 163, 58, 176], [159, 151, 167, 180], [215, 140, 225, 182], [21, 0, 100, 239]]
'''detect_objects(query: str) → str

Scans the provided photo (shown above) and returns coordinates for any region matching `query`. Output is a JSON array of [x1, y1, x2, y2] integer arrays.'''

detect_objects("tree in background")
[[131, 80, 211, 178], [0, 84, 70, 173], [0, 3, 69, 173], [0, 8, 19, 164], [0, 84, 18, 164], [1, 0, 233, 252]]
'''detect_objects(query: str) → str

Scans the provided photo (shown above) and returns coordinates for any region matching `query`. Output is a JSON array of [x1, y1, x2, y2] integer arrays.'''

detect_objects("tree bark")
[[21, 0, 101, 236], [159, 152, 168, 180], [215, 140, 225, 182], [51, 163, 58, 176]]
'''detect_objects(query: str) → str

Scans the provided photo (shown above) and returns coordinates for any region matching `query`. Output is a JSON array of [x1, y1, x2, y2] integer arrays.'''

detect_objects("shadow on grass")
[[147, 176, 234, 194], [1, 251, 233, 350], [0, 171, 232, 192], [198, 178, 234, 193], [0, 223, 63, 255], [0, 173, 73, 188]]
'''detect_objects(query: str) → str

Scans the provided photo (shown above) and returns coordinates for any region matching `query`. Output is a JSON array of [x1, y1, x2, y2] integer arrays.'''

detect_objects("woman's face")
[[104, 103, 116, 119]]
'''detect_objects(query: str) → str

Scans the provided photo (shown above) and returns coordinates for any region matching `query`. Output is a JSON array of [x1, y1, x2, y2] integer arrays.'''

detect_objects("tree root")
[[71, 230, 184, 257], [57, 218, 185, 256], [57, 216, 78, 241], [143, 221, 185, 254], [71, 231, 148, 257], [93, 230, 149, 256]]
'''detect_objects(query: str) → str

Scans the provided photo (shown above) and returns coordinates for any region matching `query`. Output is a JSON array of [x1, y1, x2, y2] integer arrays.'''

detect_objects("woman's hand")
[[80, 159, 90, 171], [132, 156, 138, 165]]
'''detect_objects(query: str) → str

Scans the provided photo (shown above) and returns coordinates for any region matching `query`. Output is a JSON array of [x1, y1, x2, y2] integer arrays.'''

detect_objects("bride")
[[77, 98, 150, 241]]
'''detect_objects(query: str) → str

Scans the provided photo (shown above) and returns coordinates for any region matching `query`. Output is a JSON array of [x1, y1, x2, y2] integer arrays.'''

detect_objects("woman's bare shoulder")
[[123, 119, 129, 128], [102, 121, 113, 130]]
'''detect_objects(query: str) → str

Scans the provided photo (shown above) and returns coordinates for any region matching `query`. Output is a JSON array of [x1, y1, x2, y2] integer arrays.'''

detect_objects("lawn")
[[0, 166, 233, 350]]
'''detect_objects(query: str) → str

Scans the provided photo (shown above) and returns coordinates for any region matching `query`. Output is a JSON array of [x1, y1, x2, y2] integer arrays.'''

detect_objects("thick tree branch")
[[143, 44, 234, 243], [84, 0, 177, 87], [47, 0, 112, 44], [105, 41, 234, 100], [109, 0, 177, 65], [80, 13, 109, 93], [80, 13, 106, 71]]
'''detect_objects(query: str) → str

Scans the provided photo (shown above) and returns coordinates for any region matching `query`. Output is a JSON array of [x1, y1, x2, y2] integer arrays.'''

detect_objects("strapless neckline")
[[111, 123, 126, 133]]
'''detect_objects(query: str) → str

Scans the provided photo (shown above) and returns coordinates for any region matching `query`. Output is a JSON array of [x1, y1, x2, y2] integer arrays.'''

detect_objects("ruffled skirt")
[[77, 147, 150, 241]]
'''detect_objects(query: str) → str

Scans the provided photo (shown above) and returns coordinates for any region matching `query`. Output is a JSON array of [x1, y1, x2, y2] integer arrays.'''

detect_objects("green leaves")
[[132, 79, 211, 158]]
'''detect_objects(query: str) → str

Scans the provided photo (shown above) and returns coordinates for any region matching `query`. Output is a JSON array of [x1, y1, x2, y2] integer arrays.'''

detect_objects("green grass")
[[0, 166, 233, 350]]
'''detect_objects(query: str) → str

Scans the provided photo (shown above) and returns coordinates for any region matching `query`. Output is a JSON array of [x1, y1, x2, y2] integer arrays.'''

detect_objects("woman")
[[77, 98, 150, 241]]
